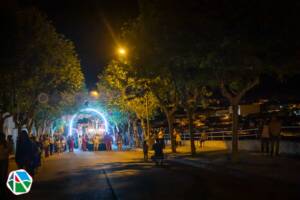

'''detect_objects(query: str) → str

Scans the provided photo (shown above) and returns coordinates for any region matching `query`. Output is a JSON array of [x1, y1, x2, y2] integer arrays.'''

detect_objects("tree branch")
[[220, 80, 233, 102], [237, 77, 260, 100]]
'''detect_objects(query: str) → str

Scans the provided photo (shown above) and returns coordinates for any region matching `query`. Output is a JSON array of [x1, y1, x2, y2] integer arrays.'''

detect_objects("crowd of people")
[[81, 133, 114, 151], [0, 116, 284, 198]]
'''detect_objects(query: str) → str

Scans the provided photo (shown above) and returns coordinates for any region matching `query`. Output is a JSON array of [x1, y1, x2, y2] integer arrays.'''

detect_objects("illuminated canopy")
[[68, 108, 109, 136]]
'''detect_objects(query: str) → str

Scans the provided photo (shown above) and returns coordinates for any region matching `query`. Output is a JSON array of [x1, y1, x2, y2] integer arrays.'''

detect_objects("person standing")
[[62, 136, 67, 152], [69, 136, 74, 152], [157, 128, 165, 149], [43, 135, 50, 158], [0, 132, 9, 198], [78, 135, 82, 151], [93, 134, 99, 151], [174, 129, 182, 147], [15, 130, 37, 177], [49, 136, 54, 155], [30, 136, 42, 174], [82, 134, 87, 151], [143, 141, 149, 162], [200, 131, 207, 148], [269, 116, 282, 156], [117, 134, 123, 151], [107, 134, 113, 151], [261, 119, 270, 154], [7, 135, 14, 155]]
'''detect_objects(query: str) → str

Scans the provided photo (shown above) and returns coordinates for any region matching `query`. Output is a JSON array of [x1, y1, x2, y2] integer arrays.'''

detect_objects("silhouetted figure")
[[157, 128, 165, 149], [30, 136, 42, 172], [269, 116, 282, 156], [0, 132, 9, 199], [15, 130, 37, 176], [69, 136, 74, 152], [143, 141, 149, 162], [200, 131, 207, 148], [261, 120, 270, 154], [117, 134, 123, 151], [152, 139, 164, 166], [7, 135, 14, 155], [82, 134, 87, 151], [49, 136, 54, 155], [43, 135, 50, 157], [104, 134, 112, 151]]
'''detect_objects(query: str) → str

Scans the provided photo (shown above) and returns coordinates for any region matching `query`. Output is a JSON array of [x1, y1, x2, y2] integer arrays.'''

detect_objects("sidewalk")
[[163, 144, 300, 185]]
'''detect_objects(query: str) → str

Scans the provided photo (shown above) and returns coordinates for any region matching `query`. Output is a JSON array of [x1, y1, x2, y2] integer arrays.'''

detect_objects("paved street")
[[8, 150, 300, 200]]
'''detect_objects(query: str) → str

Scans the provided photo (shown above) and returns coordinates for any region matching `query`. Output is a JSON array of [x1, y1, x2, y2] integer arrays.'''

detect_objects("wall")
[[202, 140, 300, 155]]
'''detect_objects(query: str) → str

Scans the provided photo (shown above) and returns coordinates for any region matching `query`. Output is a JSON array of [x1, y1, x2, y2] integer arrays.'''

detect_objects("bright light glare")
[[90, 90, 99, 98], [69, 108, 109, 136], [118, 47, 126, 55]]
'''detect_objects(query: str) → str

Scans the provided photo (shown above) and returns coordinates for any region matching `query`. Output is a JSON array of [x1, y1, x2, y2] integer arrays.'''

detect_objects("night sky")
[[19, 0, 139, 89], [3, 0, 300, 100]]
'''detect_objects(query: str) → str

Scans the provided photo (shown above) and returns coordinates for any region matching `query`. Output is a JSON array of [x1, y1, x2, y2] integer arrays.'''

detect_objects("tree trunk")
[[0, 116, 4, 133], [27, 118, 34, 135], [133, 119, 139, 147], [141, 119, 147, 139], [0, 113, 12, 133], [166, 112, 176, 153], [187, 108, 196, 155], [231, 102, 239, 161], [127, 119, 131, 146]]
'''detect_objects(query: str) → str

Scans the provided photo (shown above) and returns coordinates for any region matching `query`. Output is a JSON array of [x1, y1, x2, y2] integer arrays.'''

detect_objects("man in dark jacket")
[[15, 130, 37, 176], [152, 139, 164, 165]]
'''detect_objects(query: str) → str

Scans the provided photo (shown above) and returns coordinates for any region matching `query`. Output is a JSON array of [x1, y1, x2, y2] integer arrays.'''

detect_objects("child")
[[143, 141, 149, 162]]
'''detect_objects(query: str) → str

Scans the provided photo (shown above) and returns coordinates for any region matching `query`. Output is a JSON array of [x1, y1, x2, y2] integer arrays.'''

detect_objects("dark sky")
[[20, 0, 139, 89]]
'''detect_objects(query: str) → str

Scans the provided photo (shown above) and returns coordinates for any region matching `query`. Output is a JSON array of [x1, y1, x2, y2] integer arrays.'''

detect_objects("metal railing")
[[163, 126, 300, 141]]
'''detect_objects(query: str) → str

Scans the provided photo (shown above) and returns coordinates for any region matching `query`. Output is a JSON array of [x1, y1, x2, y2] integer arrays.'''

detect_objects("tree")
[[0, 7, 84, 133], [196, 1, 300, 160], [98, 60, 158, 141]]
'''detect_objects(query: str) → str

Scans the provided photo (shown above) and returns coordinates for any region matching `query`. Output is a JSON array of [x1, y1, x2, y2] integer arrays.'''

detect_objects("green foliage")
[[0, 8, 84, 129], [98, 60, 158, 123]]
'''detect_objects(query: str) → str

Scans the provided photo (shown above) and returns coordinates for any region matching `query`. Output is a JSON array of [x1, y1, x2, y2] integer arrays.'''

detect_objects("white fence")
[[164, 126, 300, 141]]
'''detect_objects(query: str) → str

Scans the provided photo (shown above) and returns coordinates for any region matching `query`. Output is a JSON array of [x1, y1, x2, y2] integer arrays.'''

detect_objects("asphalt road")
[[7, 150, 300, 200]]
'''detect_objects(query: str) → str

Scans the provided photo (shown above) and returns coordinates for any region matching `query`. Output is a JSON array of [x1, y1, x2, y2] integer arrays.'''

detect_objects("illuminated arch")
[[68, 108, 109, 136]]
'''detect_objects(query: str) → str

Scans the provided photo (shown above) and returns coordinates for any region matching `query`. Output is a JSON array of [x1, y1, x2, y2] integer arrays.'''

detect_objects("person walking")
[[143, 141, 149, 162], [0, 132, 9, 199], [269, 116, 282, 156], [261, 119, 270, 154], [152, 139, 164, 166]]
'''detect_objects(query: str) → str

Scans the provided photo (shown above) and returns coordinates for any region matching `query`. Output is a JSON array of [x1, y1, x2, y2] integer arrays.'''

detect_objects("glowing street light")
[[117, 47, 126, 56], [90, 90, 99, 98]]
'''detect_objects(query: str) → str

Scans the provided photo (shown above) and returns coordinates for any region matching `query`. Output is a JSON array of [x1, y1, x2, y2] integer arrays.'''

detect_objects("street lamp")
[[117, 47, 126, 56], [90, 90, 99, 99]]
